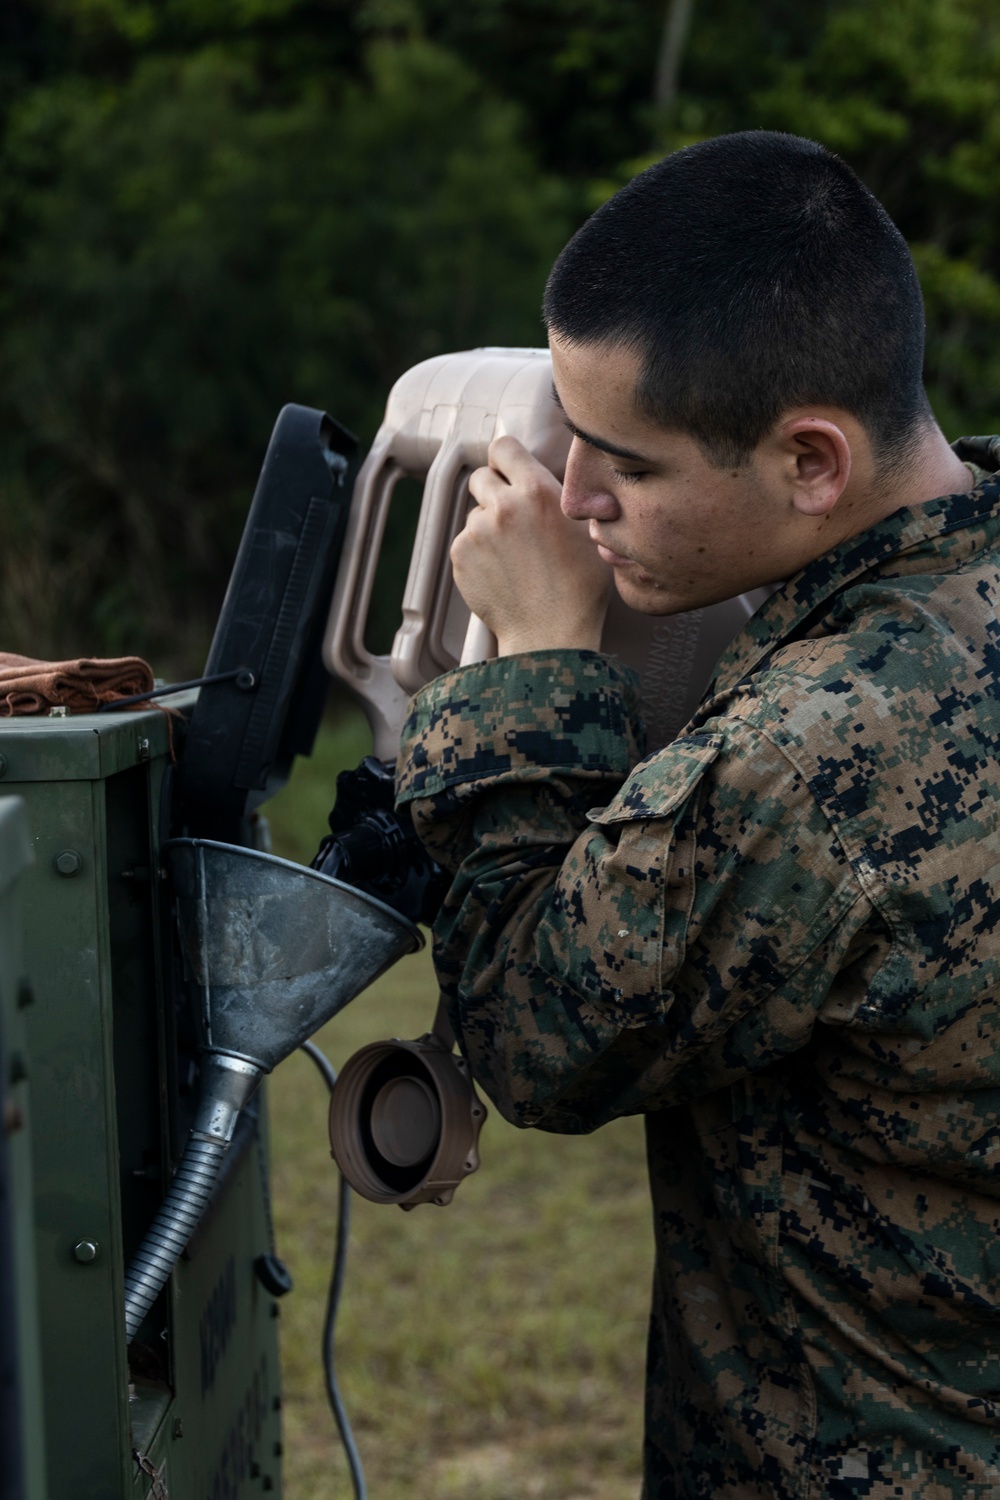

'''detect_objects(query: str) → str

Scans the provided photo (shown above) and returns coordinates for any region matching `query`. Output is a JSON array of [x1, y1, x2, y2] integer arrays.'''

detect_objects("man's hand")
[[454, 435, 612, 656]]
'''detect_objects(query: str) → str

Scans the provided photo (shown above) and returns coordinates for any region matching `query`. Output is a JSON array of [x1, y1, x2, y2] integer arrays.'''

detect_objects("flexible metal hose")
[[124, 1053, 261, 1343], [124, 1133, 228, 1341]]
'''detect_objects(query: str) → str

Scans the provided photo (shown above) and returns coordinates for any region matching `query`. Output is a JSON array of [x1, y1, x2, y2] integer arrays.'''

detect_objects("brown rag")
[[0, 652, 155, 717]]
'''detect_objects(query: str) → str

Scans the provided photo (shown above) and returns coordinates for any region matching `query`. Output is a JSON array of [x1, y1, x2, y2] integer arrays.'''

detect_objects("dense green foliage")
[[675, 0, 1000, 442], [1, 0, 998, 670]]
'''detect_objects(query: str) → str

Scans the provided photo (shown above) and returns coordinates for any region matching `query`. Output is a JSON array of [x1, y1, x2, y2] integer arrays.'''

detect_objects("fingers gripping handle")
[[323, 349, 560, 752]]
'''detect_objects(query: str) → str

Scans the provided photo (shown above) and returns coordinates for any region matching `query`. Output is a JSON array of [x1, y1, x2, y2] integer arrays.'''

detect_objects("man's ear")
[[780, 417, 853, 518]]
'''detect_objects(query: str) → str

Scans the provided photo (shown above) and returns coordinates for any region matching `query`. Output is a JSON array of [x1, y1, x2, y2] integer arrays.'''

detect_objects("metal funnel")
[[124, 839, 422, 1342], [165, 838, 423, 1071]]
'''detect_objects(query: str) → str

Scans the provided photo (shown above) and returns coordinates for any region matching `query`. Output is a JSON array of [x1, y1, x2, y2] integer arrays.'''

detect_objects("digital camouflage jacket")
[[396, 437, 1000, 1499]]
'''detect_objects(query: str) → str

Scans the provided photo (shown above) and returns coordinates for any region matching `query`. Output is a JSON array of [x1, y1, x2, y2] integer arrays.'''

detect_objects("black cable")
[[299, 1039, 367, 1500], [95, 667, 256, 710]]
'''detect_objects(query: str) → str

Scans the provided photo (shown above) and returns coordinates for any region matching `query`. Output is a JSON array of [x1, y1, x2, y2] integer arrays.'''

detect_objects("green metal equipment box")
[[0, 793, 47, 1500], [0, 707, 283, 1500]]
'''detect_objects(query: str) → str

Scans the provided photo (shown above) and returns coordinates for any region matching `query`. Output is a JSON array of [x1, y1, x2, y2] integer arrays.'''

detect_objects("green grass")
[[265, 706, 650, 1499]]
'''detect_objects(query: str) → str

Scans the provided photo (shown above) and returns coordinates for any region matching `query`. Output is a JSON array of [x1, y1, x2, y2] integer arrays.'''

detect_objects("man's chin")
[[612, 571, 689, 616]]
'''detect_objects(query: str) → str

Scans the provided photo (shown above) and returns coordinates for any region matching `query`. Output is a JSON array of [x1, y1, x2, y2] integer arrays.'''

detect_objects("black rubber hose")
[[299, 1039, 367, 1500]]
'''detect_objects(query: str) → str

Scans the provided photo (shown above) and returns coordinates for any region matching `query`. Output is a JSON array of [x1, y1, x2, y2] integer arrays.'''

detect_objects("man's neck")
[[871, 423, 974, 526]]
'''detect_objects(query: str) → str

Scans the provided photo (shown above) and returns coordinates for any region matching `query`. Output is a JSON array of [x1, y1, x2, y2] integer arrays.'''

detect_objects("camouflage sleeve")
[[396, 650, 874, 1132]]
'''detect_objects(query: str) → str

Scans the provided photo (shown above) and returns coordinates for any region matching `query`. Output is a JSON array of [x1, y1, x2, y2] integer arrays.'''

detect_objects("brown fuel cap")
[[328, 1016, 486, 1208]]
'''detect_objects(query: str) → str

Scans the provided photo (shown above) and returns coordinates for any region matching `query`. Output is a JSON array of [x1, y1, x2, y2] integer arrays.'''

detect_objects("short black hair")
[[543, 131, 931, 469]]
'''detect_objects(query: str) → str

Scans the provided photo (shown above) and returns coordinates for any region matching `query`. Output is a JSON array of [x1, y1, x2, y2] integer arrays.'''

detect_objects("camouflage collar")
[[711, 435, 1000, 699]]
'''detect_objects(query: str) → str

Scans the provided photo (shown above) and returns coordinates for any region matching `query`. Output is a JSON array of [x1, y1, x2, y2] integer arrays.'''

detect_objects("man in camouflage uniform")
[[395, 133, 1000, 1496]]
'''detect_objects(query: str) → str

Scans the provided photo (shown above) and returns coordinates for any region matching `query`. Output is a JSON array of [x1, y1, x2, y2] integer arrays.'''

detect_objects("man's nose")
[[559, 438, 620, 522]]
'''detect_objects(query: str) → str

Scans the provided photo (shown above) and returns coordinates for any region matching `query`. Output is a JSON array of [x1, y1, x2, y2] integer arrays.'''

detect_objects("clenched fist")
[[454, 435, 612, 656]]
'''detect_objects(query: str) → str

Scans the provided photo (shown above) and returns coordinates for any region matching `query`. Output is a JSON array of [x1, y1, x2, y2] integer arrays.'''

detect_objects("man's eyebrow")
[[550, 382, 654, 466]]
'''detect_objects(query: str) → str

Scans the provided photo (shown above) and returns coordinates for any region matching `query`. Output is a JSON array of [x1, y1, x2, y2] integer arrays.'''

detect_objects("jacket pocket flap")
[[589, 732, 723, 825]]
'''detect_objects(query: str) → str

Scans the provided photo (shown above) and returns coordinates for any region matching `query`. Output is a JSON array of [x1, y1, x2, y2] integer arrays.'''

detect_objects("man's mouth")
[[595, 543, 638, 568]]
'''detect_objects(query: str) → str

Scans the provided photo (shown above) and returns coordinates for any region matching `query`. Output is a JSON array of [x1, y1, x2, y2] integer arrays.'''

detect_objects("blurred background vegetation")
[[2, 0, 999, 673]]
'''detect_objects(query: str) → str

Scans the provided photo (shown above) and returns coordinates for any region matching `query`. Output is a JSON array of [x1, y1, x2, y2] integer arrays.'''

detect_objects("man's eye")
[[611, 466, 648, 485]]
